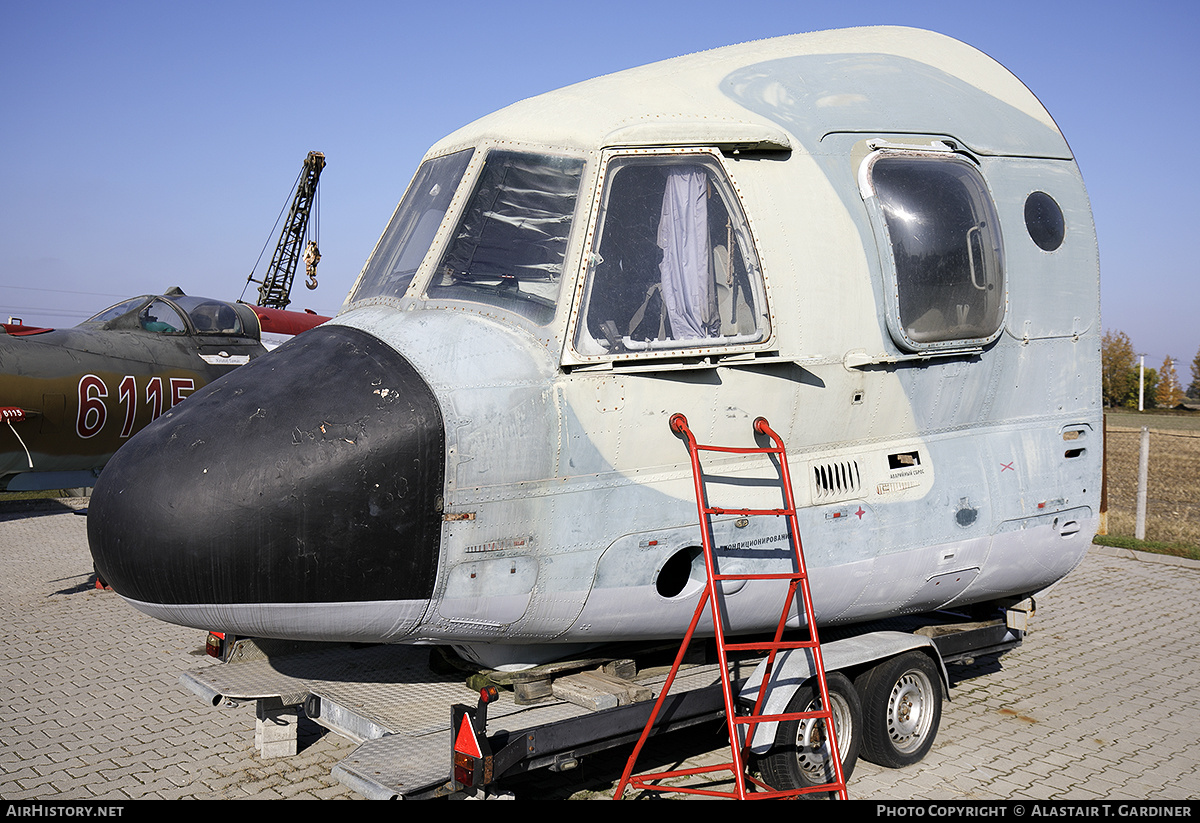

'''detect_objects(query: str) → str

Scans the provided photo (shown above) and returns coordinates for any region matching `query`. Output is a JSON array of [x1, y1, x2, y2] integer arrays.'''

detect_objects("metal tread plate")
[[181, 643, 447, 707], [327, 661, 728, 799], [182, 642, 736, 798]]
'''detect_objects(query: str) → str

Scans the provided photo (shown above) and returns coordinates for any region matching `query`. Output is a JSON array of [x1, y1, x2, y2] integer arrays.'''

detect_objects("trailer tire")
[[761, 671, 860, 795], [855, 650, 942, 768]]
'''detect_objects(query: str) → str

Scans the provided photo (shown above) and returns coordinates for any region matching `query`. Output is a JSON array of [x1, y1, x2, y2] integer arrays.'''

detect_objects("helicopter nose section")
[[87, 324, 445, 641]]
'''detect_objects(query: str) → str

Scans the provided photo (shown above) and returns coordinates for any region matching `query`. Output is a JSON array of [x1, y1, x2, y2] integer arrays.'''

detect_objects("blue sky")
[[3, 0, 1198, 374]]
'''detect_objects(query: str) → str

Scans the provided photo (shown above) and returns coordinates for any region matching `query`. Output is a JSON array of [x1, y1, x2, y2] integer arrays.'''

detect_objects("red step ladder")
[[614, 414, 848, 800]]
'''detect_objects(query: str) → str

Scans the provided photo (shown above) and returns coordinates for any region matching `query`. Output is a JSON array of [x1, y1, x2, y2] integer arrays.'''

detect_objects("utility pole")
[[1138, 354, 1146, 411]]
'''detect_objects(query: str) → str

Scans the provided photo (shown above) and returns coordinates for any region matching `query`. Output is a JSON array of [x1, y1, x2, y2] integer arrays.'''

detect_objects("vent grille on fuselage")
[[812, 460, 861, 501]]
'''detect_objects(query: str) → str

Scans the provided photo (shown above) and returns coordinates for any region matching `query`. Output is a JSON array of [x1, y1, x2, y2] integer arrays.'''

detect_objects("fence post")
[[1135, 426, 1149, 540], [1099, 416, 1108, 535]]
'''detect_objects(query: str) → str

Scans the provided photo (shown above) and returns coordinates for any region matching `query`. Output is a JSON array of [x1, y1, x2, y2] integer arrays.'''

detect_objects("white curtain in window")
[[657, 168, 708, 339]]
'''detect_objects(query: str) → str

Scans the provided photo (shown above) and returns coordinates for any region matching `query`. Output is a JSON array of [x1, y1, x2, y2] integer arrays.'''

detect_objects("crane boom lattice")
[[255, 151, 325, 309]]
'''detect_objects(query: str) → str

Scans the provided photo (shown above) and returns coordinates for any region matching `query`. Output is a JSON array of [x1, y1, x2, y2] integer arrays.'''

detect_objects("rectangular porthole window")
[[863, 151, 1006, 352]]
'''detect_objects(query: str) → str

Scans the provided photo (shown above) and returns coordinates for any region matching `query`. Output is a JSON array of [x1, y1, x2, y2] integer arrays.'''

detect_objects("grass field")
[[1102, 409, 1200, 555]]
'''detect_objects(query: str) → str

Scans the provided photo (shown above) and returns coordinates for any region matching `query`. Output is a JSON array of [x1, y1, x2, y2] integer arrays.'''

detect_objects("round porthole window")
[[1024, 191, 1065, 251]]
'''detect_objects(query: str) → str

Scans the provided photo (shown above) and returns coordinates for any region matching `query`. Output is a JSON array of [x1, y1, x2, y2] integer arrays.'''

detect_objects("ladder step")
[[713, 572, 805, 582], [723, 639, 818, 653], [703, 506, 793, 516], [733, 709, 835, 725], [695, 444, 784, 455]]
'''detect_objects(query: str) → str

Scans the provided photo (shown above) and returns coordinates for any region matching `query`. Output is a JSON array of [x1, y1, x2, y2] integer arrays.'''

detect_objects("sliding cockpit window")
[[350, 148, 475, 304], [425, 150, 586, 325], [573, 152, 769, 358]]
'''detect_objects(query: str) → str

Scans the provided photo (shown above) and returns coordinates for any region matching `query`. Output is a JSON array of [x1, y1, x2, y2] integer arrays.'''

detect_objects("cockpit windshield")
[[349, 149, 475, 304], [85, 297, 149, 325], [349, 148, 585, 325], [426, 150, 586, 325]]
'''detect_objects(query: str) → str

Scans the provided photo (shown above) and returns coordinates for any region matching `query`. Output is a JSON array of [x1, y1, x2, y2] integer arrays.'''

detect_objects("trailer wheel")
[[855, 651, 942, 768], [761, 671, 860, 794]]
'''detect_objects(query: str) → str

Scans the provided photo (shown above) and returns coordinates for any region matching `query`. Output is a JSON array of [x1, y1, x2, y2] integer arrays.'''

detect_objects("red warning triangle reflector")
[[454, 714, 482, 758]]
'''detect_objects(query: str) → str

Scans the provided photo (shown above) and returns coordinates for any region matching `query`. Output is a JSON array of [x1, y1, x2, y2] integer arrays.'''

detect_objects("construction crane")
[[247, 151, 326, 310]]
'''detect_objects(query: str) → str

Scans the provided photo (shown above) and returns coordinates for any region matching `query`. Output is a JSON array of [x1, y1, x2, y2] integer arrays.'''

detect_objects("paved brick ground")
[[2, 501, 1198, 801], [0, 502, 359, 800]]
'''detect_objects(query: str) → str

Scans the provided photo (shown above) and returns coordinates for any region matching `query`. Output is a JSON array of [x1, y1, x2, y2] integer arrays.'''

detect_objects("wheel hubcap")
[[796, 693, 851, 780], [887, 671, 933, 752]]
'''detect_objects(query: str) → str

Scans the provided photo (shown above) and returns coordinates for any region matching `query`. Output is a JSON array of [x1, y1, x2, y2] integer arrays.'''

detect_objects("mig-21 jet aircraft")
[[1, 289, 327, 490]]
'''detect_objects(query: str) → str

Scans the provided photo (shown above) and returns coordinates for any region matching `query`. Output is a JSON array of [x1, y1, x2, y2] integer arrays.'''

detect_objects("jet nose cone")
[[87, 324, 444, 640]]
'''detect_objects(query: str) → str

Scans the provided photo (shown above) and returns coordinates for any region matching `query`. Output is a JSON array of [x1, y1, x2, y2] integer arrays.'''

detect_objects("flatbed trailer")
[[181, 606, 1029, 799]]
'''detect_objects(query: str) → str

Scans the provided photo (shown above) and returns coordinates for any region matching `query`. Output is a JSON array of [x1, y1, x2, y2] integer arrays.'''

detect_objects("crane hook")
[[304, 241, 321, 290]]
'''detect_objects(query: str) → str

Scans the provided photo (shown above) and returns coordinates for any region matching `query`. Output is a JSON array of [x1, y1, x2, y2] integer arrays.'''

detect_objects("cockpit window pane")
[[868, 153, 1005, 348], [138, 299, 187, 334], [173, 296, 243, 334], [350, 148, 474, 303], [85, 297, 147, 325], [574, 153, 769, 356], [427, 150, 585, 325]]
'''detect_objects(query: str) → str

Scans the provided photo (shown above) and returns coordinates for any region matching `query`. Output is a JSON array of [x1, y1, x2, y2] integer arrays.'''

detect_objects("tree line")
[[1102, 330, 1200, 408]]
